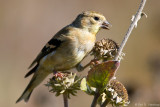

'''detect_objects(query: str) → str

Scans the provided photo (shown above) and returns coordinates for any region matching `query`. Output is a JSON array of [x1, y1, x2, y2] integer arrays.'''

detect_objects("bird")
[[16, 11, 111, 103]]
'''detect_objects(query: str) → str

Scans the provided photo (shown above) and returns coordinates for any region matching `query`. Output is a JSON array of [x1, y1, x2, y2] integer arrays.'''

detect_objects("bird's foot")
[[76, 64, 84, 72]]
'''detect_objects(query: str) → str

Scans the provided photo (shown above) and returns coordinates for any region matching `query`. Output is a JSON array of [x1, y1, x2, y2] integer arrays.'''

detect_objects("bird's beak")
[[101, 21, 111, 30]]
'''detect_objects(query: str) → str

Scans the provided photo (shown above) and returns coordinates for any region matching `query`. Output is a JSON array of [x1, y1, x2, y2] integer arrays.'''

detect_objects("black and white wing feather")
[[29, 38, 62, 69], [25, 38, 62, 78]]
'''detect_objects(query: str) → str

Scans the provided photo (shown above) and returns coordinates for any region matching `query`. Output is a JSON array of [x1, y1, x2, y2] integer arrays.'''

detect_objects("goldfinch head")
[[72, 11, 111, 34]]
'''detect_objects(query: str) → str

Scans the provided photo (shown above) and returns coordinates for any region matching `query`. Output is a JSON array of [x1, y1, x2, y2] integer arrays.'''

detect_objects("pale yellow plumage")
[[16, 11, 111, 103]]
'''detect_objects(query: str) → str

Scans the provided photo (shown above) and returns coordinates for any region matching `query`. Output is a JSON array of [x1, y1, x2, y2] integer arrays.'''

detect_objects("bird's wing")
[[28, 25, 72, 69], [25, 38, 62, 78], [28, 38, 63, 69]]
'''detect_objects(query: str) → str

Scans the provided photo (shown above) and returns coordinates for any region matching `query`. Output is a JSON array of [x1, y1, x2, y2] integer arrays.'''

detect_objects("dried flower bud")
[[46, 72, 81, 98], [109, 79, 128, 102], [98, 79, 129, 106], [92, 38, 119, 61]]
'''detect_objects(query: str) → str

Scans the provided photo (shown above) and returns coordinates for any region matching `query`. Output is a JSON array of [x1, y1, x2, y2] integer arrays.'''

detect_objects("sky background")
[[1, 0, 160, 107]]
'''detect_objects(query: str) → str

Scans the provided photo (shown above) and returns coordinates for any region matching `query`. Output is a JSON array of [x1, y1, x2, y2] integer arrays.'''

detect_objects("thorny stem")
[[91, 90, 100, 107], [63, 93, 68, 107], [114, 0, 147, 61]]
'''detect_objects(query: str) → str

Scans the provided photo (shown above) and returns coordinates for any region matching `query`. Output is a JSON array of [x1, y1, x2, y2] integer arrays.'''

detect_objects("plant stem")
[[63, 93, 68, 107], [91, 90, 100, 107], [100, 99, 110, 107], [114, 0, 147, 61]]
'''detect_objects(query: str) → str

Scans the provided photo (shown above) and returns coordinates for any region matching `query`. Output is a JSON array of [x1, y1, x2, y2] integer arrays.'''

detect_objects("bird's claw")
[[76, 64, 84, 72]]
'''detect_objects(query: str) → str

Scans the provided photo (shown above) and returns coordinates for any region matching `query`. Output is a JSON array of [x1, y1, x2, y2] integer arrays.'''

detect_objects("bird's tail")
[[16, 87, 33, 103], [16, 67, 50, 103]]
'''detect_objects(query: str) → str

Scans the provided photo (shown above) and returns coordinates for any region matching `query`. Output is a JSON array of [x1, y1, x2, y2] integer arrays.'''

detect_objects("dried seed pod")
[[97, 79, 129, 106], [92, 38, 119, 61], [46, 72, 81, 98], [98, 79, 129, 106], [109, 79, 128, 102]]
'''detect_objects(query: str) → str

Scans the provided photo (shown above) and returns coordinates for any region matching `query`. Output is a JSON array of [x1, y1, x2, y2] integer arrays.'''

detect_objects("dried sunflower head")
[[92, 38, 119, 61]]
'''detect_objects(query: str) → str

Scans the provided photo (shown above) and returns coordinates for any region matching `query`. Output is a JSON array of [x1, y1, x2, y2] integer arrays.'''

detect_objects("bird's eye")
[[94, 16, 99, 21]]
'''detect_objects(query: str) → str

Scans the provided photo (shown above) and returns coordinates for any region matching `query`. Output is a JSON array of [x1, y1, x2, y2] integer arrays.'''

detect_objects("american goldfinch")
[[16, 11, 111, 103]]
